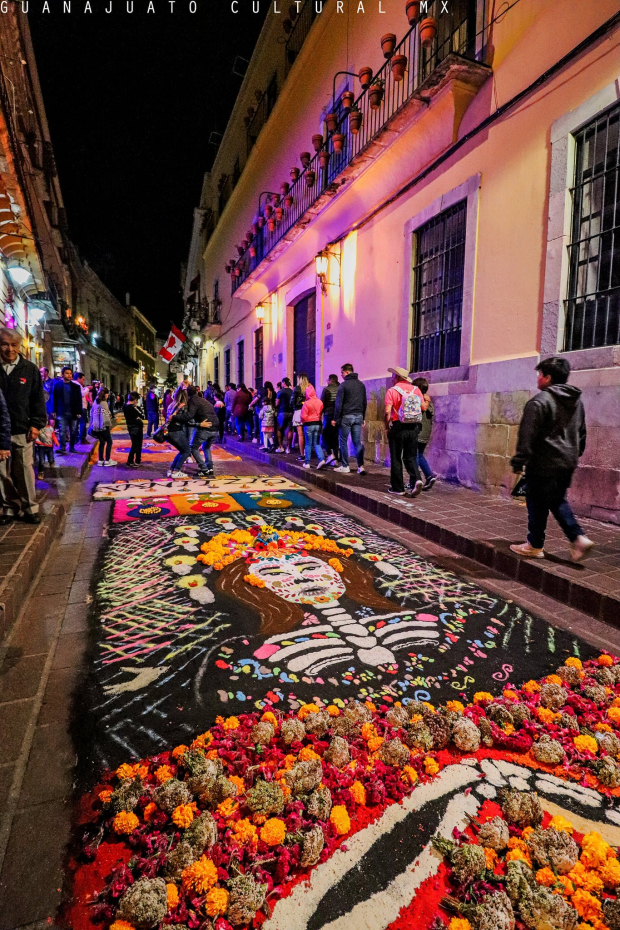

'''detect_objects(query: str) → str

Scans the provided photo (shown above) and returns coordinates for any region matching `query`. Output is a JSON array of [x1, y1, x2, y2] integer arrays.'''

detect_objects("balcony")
[[231, 0, 489, 294], [284, 0, 321, 77], [91, 335, 139, 371]]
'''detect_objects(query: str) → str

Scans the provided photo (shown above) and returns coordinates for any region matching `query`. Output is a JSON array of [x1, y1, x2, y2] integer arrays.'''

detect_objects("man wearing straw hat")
[[384, 366, 428, 497]]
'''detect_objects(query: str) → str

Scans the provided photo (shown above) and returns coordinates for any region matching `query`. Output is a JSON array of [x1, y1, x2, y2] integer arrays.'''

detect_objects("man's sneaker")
[[204, 470, 215, 478], [96, 460, 105, 466], [569, 536, 594, 563], [317, 460, 326, 470], [23, 513, 41, 524], [408, 480, 424, 498], [302, 463, 311, 469], [274, 448, 284, 454], [37, 471, 44, 479], [387, 487, 404, 495], [422, 476, 437, 491], [325, 453, 335, 465], [128, 462, 140, 468], [510, 542, 545, 559], [334, 465, 351, 473], [252, 438, 258, 444], [104, 460, 116, 467], [357, 466, 366, 475], [297, 456, 305, 462], [171, 471, 186, 479]]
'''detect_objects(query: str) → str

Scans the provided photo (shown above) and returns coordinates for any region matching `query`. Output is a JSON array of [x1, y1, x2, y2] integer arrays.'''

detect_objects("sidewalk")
[[223, 437, 620, 627]]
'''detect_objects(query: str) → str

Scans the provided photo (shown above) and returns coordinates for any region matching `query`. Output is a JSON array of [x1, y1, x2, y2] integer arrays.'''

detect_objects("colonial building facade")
[[186, 0, 620, 522]]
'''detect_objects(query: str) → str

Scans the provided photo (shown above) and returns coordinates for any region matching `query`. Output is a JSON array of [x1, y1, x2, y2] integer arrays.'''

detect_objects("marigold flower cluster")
[[181, 855, 218, 894]]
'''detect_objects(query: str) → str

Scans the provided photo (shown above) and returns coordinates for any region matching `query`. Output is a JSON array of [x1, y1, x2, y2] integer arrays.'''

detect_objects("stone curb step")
[[223, 438, 619, 629]]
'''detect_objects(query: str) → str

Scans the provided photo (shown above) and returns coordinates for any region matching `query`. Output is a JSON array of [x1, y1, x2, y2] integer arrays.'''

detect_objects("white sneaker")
[[569, 535, 594, 562], [334, 465, 351, 473], [316, 460, 326, 470], [302, 463, 310, 469], [96, 461, 105, 466], [325, 453, 335, 465], [172, 471, 186, 479], [252, 438, 258, 444], [408, 480, 424, 498], [510, 542, 545, 559], [357, 466, 366, 475], [103, 460, 116, 467], [166, 470, 173, 478]]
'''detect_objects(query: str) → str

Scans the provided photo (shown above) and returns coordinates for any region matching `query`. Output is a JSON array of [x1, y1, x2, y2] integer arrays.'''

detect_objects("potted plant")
[[243, 116, 251, 128], [381, 33, 396, 58], [289, 3, 297, 18], [290, 166, 300, 182], [236, 244, 245, 257], [405, 0, 420, 25], [254, 89, 263, 103], [391, 54, 408, 81], [275, 206, 283, 222], [268, 217, 276, 232], [332, 133, 345, 154], [348, 104, 362, 134], [281, 181, 290, 197], [284, 193, 294, 209], [252, 222, 259, 236], [300, 152, 311, 168], [225, 263, 231, 274], [234, 267, 241, 277], [272, 193, 281, 206], [319, 149, 330, 170], [305, 170, 316, 188], [246, 229, 254, 243], [283, 17, 292, 33], [359, 66, 373, 89], [326, 113, 339, 133], [341, 90, 355, 110], [369, 78, 385, 109], [312, 133, 324, 152], [419, 15, 438, 47], [247, 106, 254, 117], [257, 216, 265, 228], [249, 246, 257, 258]]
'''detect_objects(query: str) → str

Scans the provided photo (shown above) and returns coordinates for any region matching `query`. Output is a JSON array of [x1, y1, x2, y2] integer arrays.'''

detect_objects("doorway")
[[293, 292, 316, 385]]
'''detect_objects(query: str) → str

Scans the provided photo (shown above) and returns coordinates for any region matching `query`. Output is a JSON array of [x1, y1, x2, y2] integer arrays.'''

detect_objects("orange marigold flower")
[[556, 875, 575, 896], [485, 847, 498, 870], [571, 888, 602, 922], [116, 763, 138, 781], [261, 711, 278, 726], [446, 700, 465, 713], [217, 797, 238, 819], [166, 883, 179, 909], [143, 802, 158, 822], [98, 788, 113, 805], [232, 818, 258, 845], [503, 690, 518, 701], [364, 701, 377, 712], [522, 680, 541, 693], [424, 758, 439, 776], [350, 781, 367, 805], [422, 702, 435, 714], [508, 837, 529, 852], [546, 674, 563, 685], [598, 654, 614, 667], [328, 558, 343, 572], [368, 736, 384, 753], [548, 815, 574, 834], [298, 703, 320, 720], [536, 867, 557, 887], [566, 657, 583, 670], [327, 705, 341, 716], [299, 746, 320, 762], [537, 707, 559, 725], [182, 856, 218, 894], [594, 723, 613, 733], [607, 707, 620, 725], [473, 692, 493, 704], [206, 887, 229, 918], [172, 744, 189, 760], [574, 734, 598, 755], [503, 723, 515, 736], [215, 715, 225, 724], [448, 920, 472, 930], [172, 804, 195, 828], [581, 832, 612, 869], [110, 922, 135, 930], [284, 754, 297, 770], [522, 827, 534, 839], [506, 847, 532, 867], [330, 805, 351, 836], [223, 716, 240, 731], [260, 818, 286, 846], [599, 857, 620, 889], [228, 775, 245, 794], [253, 814, 266, 825], [403, 766, 418, 785], [113, 811, 139, 834], [155, 765, 174, 785], [361, 722, 376, 741], [244, 574, 266, 587]]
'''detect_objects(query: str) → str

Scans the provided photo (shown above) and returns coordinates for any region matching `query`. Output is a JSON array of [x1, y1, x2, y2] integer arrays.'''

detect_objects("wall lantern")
[[194, 336, 201, 346], [315, 248, 340, 294], [7, 263, 32, 287], [255, 303, 266, 322]]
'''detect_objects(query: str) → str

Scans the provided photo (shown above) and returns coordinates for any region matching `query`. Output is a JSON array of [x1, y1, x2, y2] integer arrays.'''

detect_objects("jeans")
[[36, 446, 55, 471], [321, 414, 338, 459], [235, 415, 249, 440], [303, 424, 324, 465], [338, 414, 364, 468], [168, 429, 192, 472], [58, 414, 78, 451], [0, 434, 38, 515], [525, 470, 583, 549], [217, 408, 225, 442], [126, 426, 143, 465], [146, 412, 159, 437], [388, 422, 421, 492], [79, 411, 88, 443], [191, 427, 217, 470], [417, 441, 434, 480], [97, 427, 113, 462]]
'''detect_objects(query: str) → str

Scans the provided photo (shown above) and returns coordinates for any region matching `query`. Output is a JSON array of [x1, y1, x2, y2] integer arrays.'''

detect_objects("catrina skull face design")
[[247, 554, 345, 605]]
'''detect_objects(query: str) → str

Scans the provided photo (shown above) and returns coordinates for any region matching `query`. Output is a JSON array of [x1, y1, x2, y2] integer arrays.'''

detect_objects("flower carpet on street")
[[92, 475, 304, 500], [89, 439, 241, 465], [68, 654, 620, 930], [111, 490, 314, 523]]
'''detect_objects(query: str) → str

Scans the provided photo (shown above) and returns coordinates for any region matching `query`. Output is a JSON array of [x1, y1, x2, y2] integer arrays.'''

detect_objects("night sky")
[[28, 3, 266, 332]]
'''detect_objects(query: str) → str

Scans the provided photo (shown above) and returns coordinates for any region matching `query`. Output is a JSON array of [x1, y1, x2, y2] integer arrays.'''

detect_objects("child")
[[259, 398, 275, 450], [35, 415, 59, 478], [123, 391, 144, 468], [412, 377, 436, 490], [300, 385, 325, 469]]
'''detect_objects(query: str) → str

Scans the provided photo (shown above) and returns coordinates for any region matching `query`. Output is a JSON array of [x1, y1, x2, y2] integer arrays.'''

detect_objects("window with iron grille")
[[254, 327, 264, 393], [410, 200, 466, 372], [564, 103, 620, 352], [214, 354, 220, 387], [237, 339, 245, 386], [225, 348, 231, 386]]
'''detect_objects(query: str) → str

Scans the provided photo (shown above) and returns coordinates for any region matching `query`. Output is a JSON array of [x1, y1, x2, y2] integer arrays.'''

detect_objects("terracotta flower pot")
[[275, 207, 283, 221], [247, 106, 254, 118], [252, 222, 259, 236], [332, 133, 345, 154], [281, 183, 290, 198], [290, 166, 300, 182], [246, 229, 254, 243], [234, 267, 241, 277], [326, 113, 339, 133], [391, 54, 407, 81], [225, 263, 231, 274], [289, 3, 297, 18], [268, 218, 276, 232], [341, 90, 355, 110], [254, 89, 263, 103], [236, 244, 245, 256], [284, 194, 294, 209], [300, 152, 311, 168], [273, 193, 281, 206], [349, 110, 362, 134], [312, 134, 324, 152], [359, 66, 373, 89], [419, 16, 437, 48], [243, 116, 251, 128], [405, 0, 420, 25], [249, 246, 257, 258], [369, 84, 384, 109], [381, 33, 396, 59], [257, 216, 265, 228], [305, 170, 316, 188], [319, 150, 330, 170], [265, 204, 274, 218], [283, 18, 292, 33]]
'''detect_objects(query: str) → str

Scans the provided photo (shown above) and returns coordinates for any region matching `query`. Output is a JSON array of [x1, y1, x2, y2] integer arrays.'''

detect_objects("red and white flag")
[[159, 324, 187, 362]]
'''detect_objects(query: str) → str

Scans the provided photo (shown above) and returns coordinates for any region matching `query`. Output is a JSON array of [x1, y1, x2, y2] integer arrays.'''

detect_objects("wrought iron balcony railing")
[[91, 335, 139, 371], [231, 0, 484, 294], [284, 0, 322, 76]]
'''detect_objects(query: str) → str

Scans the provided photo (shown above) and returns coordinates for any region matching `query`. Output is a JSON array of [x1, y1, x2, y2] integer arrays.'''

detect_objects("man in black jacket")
[[510, 356, 593, 563], [332, 364, 367, 475], [187, 385, 218, 476], [0, 327, 47, 523], [52, 366, 83, 453], [320, 374, 339, 465]]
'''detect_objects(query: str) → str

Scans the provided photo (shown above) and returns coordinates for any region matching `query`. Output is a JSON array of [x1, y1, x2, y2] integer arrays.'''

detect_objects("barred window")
[[564, 103, 620, 351], [224, 348, 231, 387], [254, 327, 264, 393], [237, 339, 245, 386], [410, 200, 466, 372]]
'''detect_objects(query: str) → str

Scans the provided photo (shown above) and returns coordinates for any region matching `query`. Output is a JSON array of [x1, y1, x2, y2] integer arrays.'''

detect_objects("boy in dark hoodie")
[[510, 356, 593, 563]]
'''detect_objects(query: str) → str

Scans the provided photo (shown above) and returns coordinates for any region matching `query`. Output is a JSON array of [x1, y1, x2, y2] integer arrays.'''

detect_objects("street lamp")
[[255, 303, 266, 322], [6, 263, 32, 287]]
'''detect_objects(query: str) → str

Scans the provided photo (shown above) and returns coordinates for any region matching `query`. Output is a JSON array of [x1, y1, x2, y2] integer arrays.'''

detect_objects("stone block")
[[484, 453, 512, 489], [459, 392, 492, 423], [591, 506, 620, 525], [457, 451, 486, 487], [580, 386, 620, 428], [432, 394, 460, 423], [445, 421, 477, 453], [570, 369, 603, 388], [475, 356, 540, 394], [570, 466, 620, 510], [475, 424, 509, 456], [429, 421, 447, 451], [507, 425, 519, 457], [599, 368, 620, 387], [579, 428, 599, 467], [431, 449, 458, 482], [490, 391, 531, 425]]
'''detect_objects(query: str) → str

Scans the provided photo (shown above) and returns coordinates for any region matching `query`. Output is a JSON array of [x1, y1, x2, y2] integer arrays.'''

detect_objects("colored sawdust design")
[[89, 437, 241, 464], [93, 474, 304, 500], [112, 490, 315, 523], [76, 505, 595, 780], [67, 656, 620, 930]]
